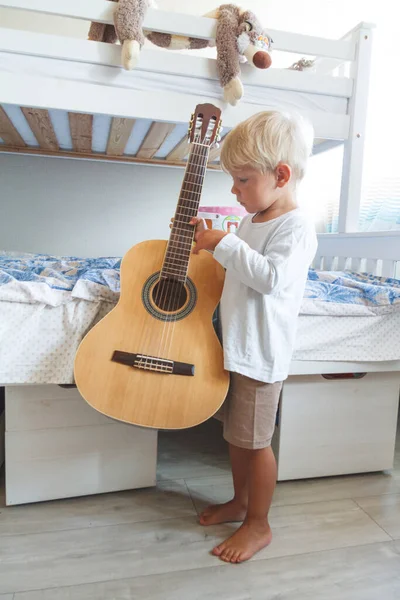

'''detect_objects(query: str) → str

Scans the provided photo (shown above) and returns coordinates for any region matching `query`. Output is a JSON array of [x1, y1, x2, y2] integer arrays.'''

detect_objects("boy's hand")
[[189, 218, 227, 254], [169, 217, 228, 254]]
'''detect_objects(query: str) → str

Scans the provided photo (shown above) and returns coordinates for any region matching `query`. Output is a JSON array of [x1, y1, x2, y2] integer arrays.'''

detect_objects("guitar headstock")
[[188, 104, 222, 148]]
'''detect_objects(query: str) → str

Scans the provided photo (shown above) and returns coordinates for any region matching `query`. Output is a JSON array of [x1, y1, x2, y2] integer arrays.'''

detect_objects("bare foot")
[[212, 519, 272, 563], [199, 499, 247, 526]]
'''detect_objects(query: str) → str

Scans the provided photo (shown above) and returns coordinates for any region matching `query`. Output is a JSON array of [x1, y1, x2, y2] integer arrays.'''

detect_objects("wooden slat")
[[68, 113, 93, 153], [106, 117, 135, 156], [21, 107, 59, 150], [0, 106, 25, 147], [0, 71, 351, 141], [0, 144, 223, 170], [166, 136, 190, 163], [136, 122, 175, 160]]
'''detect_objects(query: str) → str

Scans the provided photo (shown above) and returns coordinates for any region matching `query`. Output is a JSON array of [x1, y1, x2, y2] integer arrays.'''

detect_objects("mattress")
[[0, 252, 119, 384], [2, 302, 399, 385], [1, 252, 400, 384]]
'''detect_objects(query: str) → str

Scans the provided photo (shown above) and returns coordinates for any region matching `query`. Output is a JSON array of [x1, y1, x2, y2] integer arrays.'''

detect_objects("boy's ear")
[[275, 164, 291, 187]]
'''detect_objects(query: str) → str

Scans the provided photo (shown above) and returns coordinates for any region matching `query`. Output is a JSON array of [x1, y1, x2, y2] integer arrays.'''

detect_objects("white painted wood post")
[[338, 23, 374, 233]]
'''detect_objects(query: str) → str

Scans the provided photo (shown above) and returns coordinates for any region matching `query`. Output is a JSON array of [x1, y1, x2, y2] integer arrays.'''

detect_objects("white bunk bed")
[[0, 0, 399, 504]]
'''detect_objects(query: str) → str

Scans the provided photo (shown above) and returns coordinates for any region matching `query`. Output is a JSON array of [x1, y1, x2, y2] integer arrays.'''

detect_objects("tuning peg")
[[216, 135, 221, 142], [214, 143, 220, 149]]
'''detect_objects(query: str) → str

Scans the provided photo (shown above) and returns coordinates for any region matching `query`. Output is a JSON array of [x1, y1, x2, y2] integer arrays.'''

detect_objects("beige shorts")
[[215, 373, 283, 450]]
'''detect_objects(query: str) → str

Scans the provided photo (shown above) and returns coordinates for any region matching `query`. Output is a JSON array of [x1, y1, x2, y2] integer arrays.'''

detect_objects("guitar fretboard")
[[161, 143, 210, 282]]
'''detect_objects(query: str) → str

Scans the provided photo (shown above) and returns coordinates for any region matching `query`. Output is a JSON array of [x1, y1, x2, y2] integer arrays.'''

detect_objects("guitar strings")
[[160, 136, 210, 366], [144, 138, 202, 370], [153, 137, 200, 369], [155, 132, 203, 365]]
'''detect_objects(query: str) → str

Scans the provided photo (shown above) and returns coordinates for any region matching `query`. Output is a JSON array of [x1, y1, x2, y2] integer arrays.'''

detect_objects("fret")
[[166, 246, 191, 258], [190, 152, 209, 161], [185, 170, 206, 178], [166, 252, 190, 264], [179, 197, 201, 205], [169, 237, 193, 247], [173, 218, 193, 226], [168, 243, 192, 254], [165, 248, 190, 258], [167, 250, 190, 261], [170, 235, 193, 245], [170, 230, 193, 240], [162, 264, 186, 274], [178, 198, 200, 207], [169, 238, 193, 249], [181, 188, 202, 196], [161, 265, 186, 276], [181, 178, 204, 189], [175, 209, 197, 217], [168, 234, 193, 244], [164, 260, 189, 269], [165, 253, 189, 266]]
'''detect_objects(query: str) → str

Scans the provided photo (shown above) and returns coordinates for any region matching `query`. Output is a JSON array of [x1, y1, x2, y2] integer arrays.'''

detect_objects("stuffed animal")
[[89, 2, 272, 106], [289, 58, 316, 72]]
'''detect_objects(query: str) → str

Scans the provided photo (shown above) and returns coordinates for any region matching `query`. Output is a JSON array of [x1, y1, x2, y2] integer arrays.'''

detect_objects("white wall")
[[0, 154, 234, 256]]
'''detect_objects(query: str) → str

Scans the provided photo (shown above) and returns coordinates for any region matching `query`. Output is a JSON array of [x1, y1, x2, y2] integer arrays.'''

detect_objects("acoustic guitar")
[[74, 104, 229, 429]]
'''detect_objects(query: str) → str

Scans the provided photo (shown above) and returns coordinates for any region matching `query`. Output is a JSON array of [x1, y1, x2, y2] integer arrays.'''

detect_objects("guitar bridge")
[[112, 351, 195, 376]]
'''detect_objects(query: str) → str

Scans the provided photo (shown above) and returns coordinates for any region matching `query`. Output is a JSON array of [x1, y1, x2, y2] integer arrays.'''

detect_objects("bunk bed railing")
[[0, 27, 353, 99], [315, 232, 400, 278], [0, 0, 356, 61], [0, 0, 364, 139]]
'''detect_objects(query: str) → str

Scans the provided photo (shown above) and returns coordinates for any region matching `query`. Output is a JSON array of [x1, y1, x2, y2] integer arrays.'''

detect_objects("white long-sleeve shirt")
[[213, 209, 317, 383]]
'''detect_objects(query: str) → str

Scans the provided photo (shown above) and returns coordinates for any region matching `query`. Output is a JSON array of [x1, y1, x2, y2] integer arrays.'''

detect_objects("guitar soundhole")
[[142, 272, 197, 322], [152, 278, 188, 313]]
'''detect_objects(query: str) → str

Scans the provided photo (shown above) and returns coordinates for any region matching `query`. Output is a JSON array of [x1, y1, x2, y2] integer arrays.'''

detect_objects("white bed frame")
[[1, 2, 399, 501], [0, 0, 374, 230], [1, 231, 399, 503], [291, 231, 400, 375]]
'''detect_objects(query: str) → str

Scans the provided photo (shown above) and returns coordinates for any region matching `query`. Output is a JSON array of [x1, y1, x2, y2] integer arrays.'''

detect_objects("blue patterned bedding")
[[0, 252, 120, 306], [0, 251, 399, 316], [303, 269, 400, 316]]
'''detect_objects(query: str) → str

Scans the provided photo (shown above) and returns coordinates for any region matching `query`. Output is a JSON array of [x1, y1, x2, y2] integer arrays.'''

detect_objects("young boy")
[[190, 110, 318, 564]]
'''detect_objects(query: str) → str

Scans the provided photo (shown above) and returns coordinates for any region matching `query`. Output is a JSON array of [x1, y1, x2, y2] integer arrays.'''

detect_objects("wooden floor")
[[1, 417, 400, 599]]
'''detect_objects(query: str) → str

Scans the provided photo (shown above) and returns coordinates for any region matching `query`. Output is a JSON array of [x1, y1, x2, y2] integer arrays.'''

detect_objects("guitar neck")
[[161, 142, 210, 282]]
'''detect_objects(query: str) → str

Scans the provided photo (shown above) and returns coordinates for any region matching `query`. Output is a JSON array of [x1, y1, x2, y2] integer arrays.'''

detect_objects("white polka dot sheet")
[[293, 312, 400, 362], [0, 299, 114, 385]]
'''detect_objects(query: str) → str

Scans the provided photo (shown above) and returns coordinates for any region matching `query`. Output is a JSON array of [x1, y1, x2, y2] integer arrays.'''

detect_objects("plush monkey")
[[89, 2, 273, 105]]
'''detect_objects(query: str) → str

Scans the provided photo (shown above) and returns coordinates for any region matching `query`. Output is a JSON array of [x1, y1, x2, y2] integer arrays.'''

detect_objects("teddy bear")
[[88, 2, 272, 106]]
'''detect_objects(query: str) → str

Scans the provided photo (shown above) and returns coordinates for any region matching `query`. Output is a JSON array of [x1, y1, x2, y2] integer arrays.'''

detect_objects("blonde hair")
[[220, 111, 314, 182]]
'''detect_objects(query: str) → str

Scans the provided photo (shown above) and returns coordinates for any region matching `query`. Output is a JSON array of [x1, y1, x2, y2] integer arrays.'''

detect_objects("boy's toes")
[[211, 543, 223, 556], [232, 550, 241, 563], [221, 549, 232, 562]]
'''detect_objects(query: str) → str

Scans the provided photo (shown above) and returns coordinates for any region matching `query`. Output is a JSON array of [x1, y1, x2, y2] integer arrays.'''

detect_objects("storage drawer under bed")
[[4, 385, 157, 505], [272, 372, 400, 480]]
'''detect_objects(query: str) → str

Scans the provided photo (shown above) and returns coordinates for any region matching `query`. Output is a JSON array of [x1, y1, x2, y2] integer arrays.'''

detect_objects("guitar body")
[[74, 240, 229, 429]]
